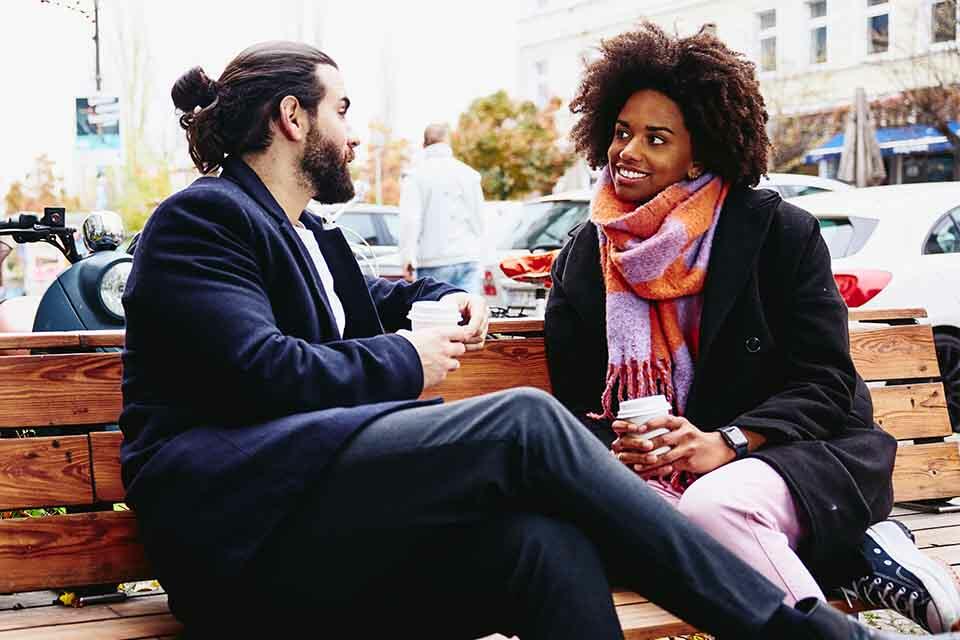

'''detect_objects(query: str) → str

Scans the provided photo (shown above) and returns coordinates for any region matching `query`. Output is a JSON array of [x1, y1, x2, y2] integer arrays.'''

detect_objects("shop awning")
[[804, 121, 960, 163]]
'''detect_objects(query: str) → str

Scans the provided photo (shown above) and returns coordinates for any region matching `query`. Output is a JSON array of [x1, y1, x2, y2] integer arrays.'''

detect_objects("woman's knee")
[[676, 478, 753, 535]]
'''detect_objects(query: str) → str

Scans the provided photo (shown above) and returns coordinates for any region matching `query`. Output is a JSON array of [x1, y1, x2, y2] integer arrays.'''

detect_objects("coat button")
[[745, 337, 761, 353]]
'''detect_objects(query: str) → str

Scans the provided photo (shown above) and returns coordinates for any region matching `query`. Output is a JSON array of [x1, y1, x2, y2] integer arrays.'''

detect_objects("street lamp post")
[[39, 0, 101, 92]]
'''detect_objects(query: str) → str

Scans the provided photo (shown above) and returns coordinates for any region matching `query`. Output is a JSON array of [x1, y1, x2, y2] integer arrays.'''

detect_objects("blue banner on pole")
[[75, 96, 120, 152]]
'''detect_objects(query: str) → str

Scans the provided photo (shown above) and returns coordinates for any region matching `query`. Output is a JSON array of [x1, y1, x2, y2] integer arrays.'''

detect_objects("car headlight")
[[98, 261, 132, 320]]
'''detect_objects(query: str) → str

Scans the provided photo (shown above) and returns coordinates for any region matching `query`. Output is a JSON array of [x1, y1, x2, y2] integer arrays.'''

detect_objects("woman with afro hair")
[[545, 22, 960, 633]]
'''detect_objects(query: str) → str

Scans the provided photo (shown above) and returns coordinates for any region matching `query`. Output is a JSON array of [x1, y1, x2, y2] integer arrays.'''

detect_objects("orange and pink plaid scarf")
[[590, 169, 728, 419]]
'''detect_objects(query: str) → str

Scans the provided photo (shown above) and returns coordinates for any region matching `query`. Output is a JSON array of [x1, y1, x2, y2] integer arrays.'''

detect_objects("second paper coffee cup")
[[407, 300, 462, 332]]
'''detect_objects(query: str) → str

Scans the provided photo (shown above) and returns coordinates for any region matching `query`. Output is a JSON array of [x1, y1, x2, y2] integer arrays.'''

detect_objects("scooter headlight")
[[98, 261, 132, 320]]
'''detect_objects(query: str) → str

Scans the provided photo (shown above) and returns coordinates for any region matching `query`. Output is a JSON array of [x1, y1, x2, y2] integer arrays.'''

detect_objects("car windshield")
[[817, 216, 878, 258], [381, 214, 399, 245], [501, 200, 590, 250], [338, 211, 400, 247]]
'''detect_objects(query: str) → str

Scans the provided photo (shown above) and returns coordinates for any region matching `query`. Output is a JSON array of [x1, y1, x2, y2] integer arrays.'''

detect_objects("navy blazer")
[[120, 156, 460, 592]]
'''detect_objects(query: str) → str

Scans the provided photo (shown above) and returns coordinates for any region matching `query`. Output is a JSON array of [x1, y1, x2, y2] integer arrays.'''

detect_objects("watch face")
[[722, 427, 749, 453]]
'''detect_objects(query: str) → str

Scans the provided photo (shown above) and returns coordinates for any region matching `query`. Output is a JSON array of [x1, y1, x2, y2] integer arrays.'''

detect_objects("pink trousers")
[[647, 457, 825, 604]]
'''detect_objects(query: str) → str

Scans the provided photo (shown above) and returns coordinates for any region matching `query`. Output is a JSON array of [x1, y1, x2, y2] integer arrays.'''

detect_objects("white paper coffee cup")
[[617, 395, 672, 457], [407, 301, 462, 332]]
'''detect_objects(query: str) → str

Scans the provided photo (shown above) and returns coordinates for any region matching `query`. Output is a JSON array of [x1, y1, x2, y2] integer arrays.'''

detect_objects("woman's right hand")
[[397, 327, 469, 390]]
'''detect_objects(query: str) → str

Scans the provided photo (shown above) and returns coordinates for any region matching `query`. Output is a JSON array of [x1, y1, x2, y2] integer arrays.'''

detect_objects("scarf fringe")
[[589, 358, 676, 420]]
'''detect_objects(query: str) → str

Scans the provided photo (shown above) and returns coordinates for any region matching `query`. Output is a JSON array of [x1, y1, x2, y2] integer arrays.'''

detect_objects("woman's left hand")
[[612, 415, 735, 479], [440, 292, 489, 351]]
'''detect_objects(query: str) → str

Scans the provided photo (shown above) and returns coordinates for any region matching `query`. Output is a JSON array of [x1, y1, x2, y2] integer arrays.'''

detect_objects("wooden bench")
[[0, 308, 958, 639]]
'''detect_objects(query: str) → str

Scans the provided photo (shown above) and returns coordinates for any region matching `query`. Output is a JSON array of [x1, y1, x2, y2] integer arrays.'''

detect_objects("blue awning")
[[804, 121, 960, 163]]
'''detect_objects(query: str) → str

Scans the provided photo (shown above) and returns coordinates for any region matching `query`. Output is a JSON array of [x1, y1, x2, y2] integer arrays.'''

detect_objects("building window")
[[757, 9, 777, 71], [759, 9, 776, 30], [534, 59, 550, 106], [867, 0, 890, 54], [761, 37, 777, 71], [808, 2, 829, 65], [811, 26, 828, 63], [933, 1, 958, 43]]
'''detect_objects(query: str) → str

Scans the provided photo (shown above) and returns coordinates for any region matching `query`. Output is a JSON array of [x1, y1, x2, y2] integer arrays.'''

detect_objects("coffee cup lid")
[[617, 395, 670, 418]]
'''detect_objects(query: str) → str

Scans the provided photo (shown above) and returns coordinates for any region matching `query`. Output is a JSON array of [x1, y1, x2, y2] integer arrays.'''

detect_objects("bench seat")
[[0, 307, 957, 639]]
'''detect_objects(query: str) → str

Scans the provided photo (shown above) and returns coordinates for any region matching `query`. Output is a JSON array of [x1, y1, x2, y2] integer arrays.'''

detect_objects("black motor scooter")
[[0, 206, 131, 333]]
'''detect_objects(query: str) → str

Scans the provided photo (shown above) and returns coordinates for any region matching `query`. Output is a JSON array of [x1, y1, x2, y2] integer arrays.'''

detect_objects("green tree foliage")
[[351, 122, 412, 206], [452, 92, 574, 200]]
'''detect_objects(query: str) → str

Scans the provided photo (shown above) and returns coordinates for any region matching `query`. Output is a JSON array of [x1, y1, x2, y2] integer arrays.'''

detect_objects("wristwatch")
[[719, 426, 749, 460]]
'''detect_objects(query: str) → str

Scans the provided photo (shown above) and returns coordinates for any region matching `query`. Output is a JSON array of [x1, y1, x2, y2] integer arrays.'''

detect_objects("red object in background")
[[483, 270, 497, 296], [833, 269, 892, 307], [499, 250, 560, 288]]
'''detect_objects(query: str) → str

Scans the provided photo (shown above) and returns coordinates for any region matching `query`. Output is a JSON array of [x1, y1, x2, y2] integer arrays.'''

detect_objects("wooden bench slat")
[[0, 437, 92, 511], [421, 339, 551, 402], [0, 612, 182, 639], [0, 593, 169, 632], [871, 383, 952, 440], [617, 602, 694, 640], [90, 432, 124, 503], [77, 332, 125, 349], [0, 353, 122, 429], [921, 543, 960, 566], [890, 510, 960, 530], [850, 324, 940, 381], [913, 524, 960, 549], [848, 308, 927, 322], [893, 442, 960, 502], [0, 333, 82, 352], [0, 511, 149, 593]]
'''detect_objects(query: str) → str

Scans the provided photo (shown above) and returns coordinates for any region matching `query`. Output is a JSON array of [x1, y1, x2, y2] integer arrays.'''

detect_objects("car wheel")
[[934, 332, 960, 432]]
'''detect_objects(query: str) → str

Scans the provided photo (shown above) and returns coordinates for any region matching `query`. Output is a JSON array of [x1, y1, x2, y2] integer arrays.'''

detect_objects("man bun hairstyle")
[[172, 41, 338, 174]]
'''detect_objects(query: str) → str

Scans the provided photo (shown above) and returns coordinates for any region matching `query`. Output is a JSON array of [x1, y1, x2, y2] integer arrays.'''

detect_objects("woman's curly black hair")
[[570, 22, 770, 187]]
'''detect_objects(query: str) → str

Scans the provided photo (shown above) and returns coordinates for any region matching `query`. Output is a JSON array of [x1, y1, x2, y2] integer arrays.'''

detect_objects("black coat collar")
[[698, 186, 778, 364], [220, 155, 344, 338]]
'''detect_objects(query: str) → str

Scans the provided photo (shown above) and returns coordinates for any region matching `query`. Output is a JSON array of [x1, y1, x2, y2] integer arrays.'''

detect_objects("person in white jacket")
[[399, 123, 485, 293]]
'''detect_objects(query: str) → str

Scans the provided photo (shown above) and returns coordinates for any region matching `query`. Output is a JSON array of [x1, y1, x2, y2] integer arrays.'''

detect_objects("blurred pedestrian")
[[399, 123, 485, 293]]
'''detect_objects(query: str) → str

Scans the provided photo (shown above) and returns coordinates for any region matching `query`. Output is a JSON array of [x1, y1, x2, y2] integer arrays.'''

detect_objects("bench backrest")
[[0, 308, 955, 594]]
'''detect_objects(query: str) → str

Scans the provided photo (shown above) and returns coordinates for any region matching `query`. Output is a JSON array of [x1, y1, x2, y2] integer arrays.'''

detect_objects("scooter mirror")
[[82, 210, 124, 253]]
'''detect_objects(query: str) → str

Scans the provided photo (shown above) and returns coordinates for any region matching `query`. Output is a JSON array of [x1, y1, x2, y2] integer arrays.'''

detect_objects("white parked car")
[[789, 183, 960, 430], [483, 190, 590, 311], [309, 203, 405, 280], [759, 173, 852, 198]]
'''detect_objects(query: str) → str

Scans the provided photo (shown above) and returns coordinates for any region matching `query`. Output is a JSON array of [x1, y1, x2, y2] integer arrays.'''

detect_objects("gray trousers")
[[246, 388, 786, 639]]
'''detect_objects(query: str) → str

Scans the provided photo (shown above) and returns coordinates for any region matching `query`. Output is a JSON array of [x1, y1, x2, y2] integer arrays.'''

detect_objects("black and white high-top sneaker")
[[842, 520, 960, 633]]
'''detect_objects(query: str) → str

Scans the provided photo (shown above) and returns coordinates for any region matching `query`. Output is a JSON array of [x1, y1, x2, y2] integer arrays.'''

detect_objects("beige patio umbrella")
[[837, 87, 887, 187]]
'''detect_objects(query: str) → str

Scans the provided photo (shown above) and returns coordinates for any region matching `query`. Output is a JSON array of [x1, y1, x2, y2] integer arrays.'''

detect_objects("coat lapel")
[[300, 214, 385, 339], [220, 156, 340, 339], [696, 187, 778, 369]]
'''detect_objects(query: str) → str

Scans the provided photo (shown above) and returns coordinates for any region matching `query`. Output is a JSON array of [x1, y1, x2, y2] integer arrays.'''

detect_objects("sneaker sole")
[[866, 519, 960, 633]]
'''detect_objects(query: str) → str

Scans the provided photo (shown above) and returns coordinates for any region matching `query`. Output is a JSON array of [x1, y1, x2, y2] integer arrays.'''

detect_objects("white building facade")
[[518, 0, 960, 186]]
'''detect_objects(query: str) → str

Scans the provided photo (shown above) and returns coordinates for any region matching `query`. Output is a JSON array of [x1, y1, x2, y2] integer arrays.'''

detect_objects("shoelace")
[[842, 576, 926, 627]]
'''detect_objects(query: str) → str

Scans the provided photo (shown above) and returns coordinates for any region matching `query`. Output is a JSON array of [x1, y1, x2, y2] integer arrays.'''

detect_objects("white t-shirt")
[[293, 223, 347, 337]]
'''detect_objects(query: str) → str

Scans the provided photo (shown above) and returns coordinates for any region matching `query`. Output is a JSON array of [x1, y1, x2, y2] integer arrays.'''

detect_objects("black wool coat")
[[545, 185, 896, 586], [120, 156, 459, 611]]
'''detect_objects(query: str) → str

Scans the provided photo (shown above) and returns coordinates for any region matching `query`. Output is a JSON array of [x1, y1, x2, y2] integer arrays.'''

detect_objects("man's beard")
[[300, 126, 354, 203]]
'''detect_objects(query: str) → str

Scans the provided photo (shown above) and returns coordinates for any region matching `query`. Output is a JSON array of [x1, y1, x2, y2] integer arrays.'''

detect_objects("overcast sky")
[[0, 0, 519, 197]]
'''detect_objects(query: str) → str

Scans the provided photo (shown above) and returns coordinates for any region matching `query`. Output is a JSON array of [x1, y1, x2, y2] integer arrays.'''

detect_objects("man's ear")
[[276, 95, 307, 142]]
